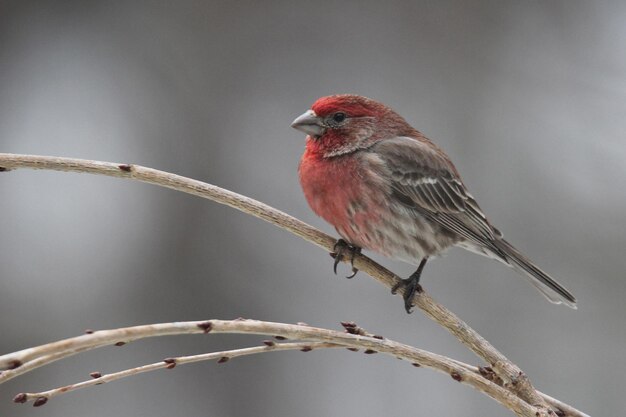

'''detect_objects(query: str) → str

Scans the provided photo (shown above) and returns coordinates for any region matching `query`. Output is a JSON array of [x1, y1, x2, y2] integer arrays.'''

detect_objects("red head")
[[291, 94, 417, 157]]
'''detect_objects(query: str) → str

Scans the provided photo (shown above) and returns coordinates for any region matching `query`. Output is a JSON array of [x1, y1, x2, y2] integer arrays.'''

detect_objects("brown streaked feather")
[[371, 137, 501, 252]]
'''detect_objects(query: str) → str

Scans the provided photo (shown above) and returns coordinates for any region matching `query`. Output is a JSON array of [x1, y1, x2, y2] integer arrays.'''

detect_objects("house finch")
[[292, 94, 576, 312]]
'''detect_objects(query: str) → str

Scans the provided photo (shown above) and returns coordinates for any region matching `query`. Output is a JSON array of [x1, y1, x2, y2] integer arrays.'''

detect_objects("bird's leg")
[[391, 257, 428, 313], [331, 239, 361, 279]]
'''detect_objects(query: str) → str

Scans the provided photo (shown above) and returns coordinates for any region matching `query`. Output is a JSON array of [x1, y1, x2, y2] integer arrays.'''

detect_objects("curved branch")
[[4, 319, 537, 416], [0, 153, 585, 416], [16, 341, 341, 404]]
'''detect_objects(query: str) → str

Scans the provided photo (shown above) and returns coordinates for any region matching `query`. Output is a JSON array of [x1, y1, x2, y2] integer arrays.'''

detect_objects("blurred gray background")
[[0, 1, 623, 415]]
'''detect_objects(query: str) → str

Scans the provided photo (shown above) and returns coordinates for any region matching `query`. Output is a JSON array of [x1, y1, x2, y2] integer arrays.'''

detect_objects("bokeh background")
[[0, 1, 623, 415]]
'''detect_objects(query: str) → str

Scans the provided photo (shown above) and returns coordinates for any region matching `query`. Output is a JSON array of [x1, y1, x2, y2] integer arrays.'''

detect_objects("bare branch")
[[16, 342, 340, 404], [4, 320, 537, 416], [0, 153, 586, 416]]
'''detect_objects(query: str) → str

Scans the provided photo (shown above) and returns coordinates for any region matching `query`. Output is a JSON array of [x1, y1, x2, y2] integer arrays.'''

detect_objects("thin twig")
[[5, 320, 537, 416], [3, 320, 587, 416], [16, 342, 340, 404], [0, 153, 585, 416]]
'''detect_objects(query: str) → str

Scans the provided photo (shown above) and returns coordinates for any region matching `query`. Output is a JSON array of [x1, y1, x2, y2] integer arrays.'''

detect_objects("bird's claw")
[[391, 277, 423, 314], [391, 258, 428, 314], [331, 239, 361, 279]]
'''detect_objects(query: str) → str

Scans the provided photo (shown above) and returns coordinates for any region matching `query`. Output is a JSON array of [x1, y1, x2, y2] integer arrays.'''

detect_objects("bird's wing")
[[370, 136, 577, 308], [370, 136, 504, 255]]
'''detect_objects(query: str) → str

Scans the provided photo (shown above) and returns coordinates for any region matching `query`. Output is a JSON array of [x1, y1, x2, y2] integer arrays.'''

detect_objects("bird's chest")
[[298, 152, 387, 246], [298, 149, 453, 262]]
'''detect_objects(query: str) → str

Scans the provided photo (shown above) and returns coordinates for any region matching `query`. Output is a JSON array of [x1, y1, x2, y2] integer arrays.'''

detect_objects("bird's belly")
[[336, 203, 458, 264]]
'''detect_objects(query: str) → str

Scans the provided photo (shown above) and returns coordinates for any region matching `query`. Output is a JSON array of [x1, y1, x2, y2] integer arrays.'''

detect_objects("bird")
[[291, 94, 577, 312]]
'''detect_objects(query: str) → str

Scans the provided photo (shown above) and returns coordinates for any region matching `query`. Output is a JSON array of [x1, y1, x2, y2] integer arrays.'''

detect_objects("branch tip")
[[13, 393, 27, 404]]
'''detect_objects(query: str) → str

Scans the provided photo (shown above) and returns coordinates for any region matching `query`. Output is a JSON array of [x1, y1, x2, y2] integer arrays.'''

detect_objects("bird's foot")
[[391, 258, 428, 314], [331, 239, 361, 279], [391, 277, 423, 314]]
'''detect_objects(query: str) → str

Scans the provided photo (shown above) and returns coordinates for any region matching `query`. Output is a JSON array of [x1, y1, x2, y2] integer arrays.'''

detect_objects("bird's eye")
[[332, 112, 346, 123]]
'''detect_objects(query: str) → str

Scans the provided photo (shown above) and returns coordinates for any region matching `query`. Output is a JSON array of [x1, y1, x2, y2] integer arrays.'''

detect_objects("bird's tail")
[[492, 238, 577, 309]]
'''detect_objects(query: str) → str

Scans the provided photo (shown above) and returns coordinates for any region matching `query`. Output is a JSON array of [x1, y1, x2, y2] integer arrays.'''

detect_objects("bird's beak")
[[291, 110, 325, 137]]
